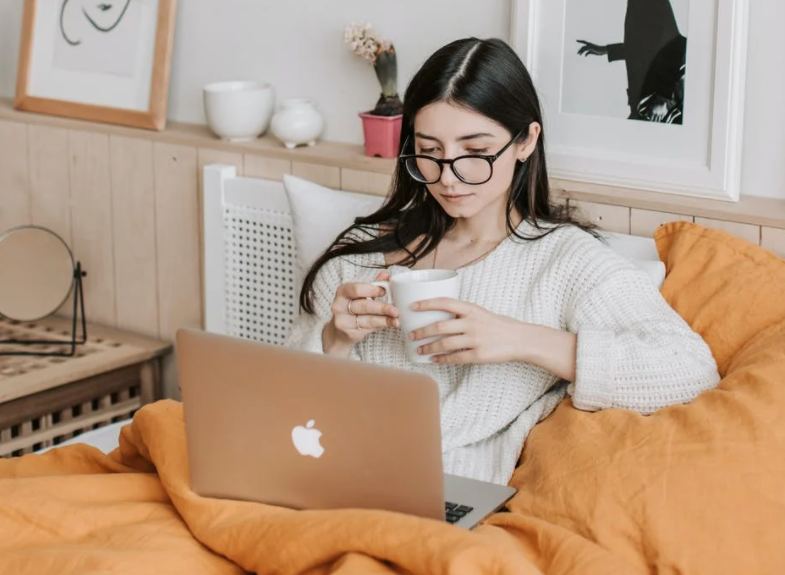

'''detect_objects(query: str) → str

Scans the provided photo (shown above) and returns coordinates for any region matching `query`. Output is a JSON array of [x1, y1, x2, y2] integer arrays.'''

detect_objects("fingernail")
[[417, 346, 423, 354], [411, 303, 420, 311], [393, 319, 400, 328], [408, 332, 415, 341]]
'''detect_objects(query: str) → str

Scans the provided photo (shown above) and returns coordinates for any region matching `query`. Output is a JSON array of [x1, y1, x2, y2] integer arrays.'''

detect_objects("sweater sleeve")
[[566, 265, 720, 414], [284, 257, 360, 360]]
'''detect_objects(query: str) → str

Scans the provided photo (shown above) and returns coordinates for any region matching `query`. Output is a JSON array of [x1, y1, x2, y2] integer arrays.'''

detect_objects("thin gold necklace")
[[431, 238, 505, 270]]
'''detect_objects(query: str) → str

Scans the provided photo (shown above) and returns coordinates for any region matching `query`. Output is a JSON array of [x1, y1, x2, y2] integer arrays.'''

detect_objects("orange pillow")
[[655, 221, 785, 375], [494, 222, 785, 575]]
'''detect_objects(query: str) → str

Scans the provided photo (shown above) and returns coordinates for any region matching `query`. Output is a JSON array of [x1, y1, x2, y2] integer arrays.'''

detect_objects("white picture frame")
[[510, 0, 749, 202]]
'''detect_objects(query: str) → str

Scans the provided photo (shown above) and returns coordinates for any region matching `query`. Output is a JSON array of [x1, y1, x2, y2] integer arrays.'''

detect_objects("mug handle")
[[370, 280, 391, 304]]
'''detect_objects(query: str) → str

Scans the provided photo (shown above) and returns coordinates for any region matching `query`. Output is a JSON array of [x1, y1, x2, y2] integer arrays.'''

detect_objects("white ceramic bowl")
[[203, 81, 275, 142]]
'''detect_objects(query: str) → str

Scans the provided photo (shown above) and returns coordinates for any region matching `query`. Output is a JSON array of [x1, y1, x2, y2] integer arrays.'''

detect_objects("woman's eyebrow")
[[414, 131, 496, 142]]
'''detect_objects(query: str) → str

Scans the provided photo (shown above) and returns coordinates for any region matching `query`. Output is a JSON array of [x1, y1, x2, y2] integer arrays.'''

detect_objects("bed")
[[10, 165, 784, 575]]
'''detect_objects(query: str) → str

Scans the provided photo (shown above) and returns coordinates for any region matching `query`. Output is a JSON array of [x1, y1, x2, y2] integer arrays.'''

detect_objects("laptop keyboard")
[[445, 501, 474, 524]]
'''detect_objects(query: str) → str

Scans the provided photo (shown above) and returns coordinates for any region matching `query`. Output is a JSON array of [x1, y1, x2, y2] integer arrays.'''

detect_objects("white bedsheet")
[[35, 419, 129, 455]]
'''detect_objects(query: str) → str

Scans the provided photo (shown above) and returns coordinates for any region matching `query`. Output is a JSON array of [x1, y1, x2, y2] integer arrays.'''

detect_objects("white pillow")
[[283, 175, 384, 275], [601, 231, 666, 287]]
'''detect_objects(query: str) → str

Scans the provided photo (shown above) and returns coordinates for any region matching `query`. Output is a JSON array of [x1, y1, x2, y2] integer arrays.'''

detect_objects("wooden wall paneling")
[[110, 136, 159, 337], [761, 227, 785, 259], [340, 168, 392, 196], [67, 130, 116, 327], [28, 125, 72, 244], [292, 161, 340, 188], [630, 209, 693, 238], [28, 125, 74, 318], [570, 200, 631, 234], [153, 143, 200, 399], [244, 154, 291, 180], [0, 120, 31, 232], [694, 217, 761, 245]]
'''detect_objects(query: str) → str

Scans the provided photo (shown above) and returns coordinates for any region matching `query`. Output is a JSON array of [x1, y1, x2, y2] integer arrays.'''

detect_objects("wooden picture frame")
[[14, 0, 177, 131]]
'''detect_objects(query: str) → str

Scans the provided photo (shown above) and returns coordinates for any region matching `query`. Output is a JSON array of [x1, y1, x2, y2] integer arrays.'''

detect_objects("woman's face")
[[412, 102, 535, 222]]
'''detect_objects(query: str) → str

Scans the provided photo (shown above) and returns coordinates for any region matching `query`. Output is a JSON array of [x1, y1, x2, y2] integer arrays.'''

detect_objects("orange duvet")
[[1, 222, 783, 575]]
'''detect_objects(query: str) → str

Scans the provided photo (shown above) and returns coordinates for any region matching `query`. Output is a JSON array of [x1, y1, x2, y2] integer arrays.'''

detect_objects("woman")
[[286, 38, 719, 485]]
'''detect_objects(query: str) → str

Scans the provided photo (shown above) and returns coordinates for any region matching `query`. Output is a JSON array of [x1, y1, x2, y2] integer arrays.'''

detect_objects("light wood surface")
[[244, 154, 292, 180], [570, 200, 631, 234], [552, 178, 785, 230], [694, 218, 761, 245], [761, 227, 785, 259], [0, 120, 31, 232], [293, 161, 341, 188], [110, 136, 160, 337], [68, 130, 116, 327], [154, 142, 202, 341], [630, 209, 693, 237], [28, 125, 72, 244], [153, 143, 201, 400], [0, 316, 169, 404], [341, 169, 393, 196]]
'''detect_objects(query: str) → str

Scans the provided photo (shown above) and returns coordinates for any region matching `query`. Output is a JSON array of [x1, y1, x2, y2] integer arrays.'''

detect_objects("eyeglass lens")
[[405, 156, 492, 184]]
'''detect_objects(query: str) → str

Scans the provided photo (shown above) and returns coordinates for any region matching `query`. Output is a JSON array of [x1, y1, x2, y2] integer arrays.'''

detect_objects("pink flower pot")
[[358, 113, 403, 158]]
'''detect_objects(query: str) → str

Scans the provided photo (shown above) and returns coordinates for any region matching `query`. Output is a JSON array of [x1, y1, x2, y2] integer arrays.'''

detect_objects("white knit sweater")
[[285, 222, 720, 484]]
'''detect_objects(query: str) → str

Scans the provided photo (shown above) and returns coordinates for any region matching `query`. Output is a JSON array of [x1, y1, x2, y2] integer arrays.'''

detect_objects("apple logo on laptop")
[[291, 419, 324, 458]]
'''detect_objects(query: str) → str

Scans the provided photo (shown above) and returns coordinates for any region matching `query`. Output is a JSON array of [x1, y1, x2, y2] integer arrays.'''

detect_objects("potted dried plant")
[[344, 23, 403, 158]]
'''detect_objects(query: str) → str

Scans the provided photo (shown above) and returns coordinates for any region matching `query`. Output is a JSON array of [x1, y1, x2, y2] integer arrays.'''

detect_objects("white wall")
[[0, 0, 509, 142], [1, 0, 783, 200]]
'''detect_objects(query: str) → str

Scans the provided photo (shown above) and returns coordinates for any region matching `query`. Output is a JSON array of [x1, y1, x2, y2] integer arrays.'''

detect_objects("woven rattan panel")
[[223, 203, 298, 346]]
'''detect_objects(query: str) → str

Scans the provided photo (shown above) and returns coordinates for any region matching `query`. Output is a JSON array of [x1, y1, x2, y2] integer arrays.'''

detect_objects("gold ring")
[[347, 299, 357, 316]]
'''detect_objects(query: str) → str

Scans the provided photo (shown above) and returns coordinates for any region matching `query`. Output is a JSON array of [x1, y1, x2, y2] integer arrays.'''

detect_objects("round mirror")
[[0, 226, 75, 322]]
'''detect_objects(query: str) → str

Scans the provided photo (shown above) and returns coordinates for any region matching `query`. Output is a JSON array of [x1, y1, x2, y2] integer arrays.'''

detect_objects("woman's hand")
[[322, 271, 399, 356], [408, 298, 525, 365], [409, 298, 577, 381]]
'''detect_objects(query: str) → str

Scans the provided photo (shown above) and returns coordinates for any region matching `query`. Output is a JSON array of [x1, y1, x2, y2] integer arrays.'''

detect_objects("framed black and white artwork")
[[511, 0, 749, 201], [15, 0, 177, 131]]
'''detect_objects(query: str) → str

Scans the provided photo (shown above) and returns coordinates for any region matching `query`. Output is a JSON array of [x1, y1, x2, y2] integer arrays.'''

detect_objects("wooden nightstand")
[[0, 316, 171, 456]]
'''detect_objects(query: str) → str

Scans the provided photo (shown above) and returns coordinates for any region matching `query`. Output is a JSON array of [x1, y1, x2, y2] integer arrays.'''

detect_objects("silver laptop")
[[176, 328, 516, 529]]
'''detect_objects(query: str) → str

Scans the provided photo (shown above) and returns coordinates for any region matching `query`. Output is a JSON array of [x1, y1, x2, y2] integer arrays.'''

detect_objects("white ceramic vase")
[[270, 99, 325, 149]]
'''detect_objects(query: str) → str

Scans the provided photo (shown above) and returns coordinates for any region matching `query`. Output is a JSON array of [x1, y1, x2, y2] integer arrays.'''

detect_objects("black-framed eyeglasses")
[[399, 130, 524, 185]]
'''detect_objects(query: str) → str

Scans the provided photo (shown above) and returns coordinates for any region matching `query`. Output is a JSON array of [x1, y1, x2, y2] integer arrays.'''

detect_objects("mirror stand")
[[0, 263, 87, 357]]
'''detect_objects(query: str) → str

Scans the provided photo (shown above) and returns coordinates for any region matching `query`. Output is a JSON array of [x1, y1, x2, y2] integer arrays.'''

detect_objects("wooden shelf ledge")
[[0, 97, 395, 174]]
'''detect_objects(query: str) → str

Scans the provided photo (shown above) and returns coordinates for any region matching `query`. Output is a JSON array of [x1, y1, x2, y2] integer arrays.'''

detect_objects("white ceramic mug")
[[373, 269, 461, 364]]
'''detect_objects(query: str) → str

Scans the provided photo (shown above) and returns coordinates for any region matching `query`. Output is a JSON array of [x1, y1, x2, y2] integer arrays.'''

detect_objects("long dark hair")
[[300, 37, 593, 314]]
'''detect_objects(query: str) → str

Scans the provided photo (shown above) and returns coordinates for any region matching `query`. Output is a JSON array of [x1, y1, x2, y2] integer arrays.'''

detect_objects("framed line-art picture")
[[15, 0, 177, 131], [511, 0, 749, 201]]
